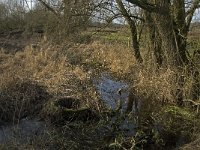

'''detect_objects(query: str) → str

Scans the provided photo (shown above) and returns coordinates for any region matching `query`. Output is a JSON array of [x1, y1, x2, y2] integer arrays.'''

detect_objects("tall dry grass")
[[65, 41, 137, 76], [0, 42, 100, 122], [0, 38, 199, 121], [68, 41, 199, 111], [64, 40, 200, 147]]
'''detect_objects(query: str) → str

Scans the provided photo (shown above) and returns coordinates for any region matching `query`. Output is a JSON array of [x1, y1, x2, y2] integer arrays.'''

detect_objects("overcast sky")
[[0, 0, 199, 22]]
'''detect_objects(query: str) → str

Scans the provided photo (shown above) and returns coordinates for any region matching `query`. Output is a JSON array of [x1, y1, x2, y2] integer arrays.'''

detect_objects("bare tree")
[[112, 0, 200, 108], [125, 0, 200, 67], [116, 0, 143, 63]]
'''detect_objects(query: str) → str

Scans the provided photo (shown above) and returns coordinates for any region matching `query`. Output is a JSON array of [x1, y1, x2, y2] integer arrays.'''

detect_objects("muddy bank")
[[0, 72, 198, 149]]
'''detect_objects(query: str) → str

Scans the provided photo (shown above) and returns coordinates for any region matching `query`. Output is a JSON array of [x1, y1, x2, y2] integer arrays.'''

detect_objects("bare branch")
[[185, 0, 200, 30], [116, 0, 133, 24], [125, 0, 159, 13], [37, 0, 60, 18]]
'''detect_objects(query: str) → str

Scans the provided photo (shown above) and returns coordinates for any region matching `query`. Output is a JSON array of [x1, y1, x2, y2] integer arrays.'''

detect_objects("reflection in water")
[[95, 73, 136, 136], [0, 73, 136, 144], [95, 73, 129, 111]]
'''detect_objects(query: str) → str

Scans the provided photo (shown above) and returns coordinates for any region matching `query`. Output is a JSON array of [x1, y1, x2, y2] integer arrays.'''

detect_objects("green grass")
[[187, 38, 200, 58], [91, 29, 131, 46]]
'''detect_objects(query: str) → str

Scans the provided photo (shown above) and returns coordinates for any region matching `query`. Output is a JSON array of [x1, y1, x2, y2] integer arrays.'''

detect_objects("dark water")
[[95, 73, 135, 136], [95, 73, 129, 111], [0, 118, 45, 144], [0, 73, 135, 144]]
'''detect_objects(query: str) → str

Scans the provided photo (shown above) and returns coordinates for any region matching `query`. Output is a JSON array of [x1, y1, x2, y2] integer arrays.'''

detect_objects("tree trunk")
[[116, 0, 143, 63], [173, 0, 189, 64], [125, 0, 200, 105], [153, 0, 182, 67], [174, 31, 188, 64], [129, 20, 143, 63], [148, 0, 185, 106], [144, 11, 163, 66]]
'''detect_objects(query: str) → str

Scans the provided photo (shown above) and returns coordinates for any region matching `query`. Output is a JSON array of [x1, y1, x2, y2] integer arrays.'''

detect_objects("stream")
[[95, 73, 129, 111], [95, 73, 136, 136], [0, 118, 45, 144], [0, 73, 135, 144]]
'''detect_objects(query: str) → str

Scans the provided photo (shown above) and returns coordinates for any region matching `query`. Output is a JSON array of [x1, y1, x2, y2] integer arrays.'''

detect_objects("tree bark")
[[125, 0, 200, 66], [154, 1, 182, 66], [116, 0, 143, 63], [173, 0, 189, 64], [124, 0, 200, 105], [144, 11, 163, 66], [129, 20, 143, 63]]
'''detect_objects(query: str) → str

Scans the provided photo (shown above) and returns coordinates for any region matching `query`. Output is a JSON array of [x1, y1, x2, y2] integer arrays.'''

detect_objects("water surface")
[[0, 118, 45, 144], [95, 73, 129, 111]]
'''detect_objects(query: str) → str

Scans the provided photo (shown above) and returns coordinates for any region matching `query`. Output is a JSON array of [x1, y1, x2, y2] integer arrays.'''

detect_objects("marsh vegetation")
[[0, 0, 200, 149]]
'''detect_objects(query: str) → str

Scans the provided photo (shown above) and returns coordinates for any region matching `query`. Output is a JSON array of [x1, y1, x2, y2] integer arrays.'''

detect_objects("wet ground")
[[0, 73, 135, 144], [0, 118, 45, 144]]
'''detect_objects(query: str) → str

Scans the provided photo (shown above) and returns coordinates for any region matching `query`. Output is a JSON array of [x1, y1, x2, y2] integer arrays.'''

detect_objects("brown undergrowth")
[[64, 40, 200, 148], [0, 42, 101, 123], [0, 38, 199, 149], [65, 40, 199, 106]]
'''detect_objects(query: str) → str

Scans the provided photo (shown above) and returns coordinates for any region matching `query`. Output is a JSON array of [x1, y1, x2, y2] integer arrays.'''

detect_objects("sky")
[[0, 0, 199, 22]]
